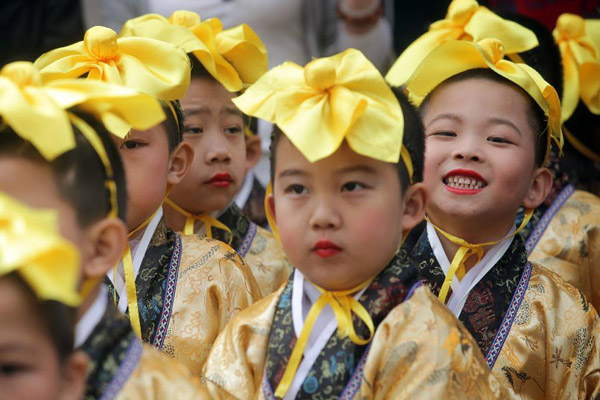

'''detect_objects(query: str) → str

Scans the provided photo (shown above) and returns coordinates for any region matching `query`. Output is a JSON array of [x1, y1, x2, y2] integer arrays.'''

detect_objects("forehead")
[[182, 77, 240, 113], [423, 78, 533, 128], [0, 157, 63, 209], [274, 136, 398, 179], [0, 277, 45, 339]]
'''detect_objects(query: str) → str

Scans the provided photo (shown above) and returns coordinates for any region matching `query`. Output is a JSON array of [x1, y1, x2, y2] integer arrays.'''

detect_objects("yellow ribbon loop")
[[34, 26, 191, 101], [120, 11, 268, 92], [405, 38, 563, 163], [0, 193, 81, 307], [553, 14, 600, 122], [386, 0, 538, 87], [163, 198, 232, 243], [233, 48, 406, 165], [427, 208, 534, 304], [274, 278, 375, 398]]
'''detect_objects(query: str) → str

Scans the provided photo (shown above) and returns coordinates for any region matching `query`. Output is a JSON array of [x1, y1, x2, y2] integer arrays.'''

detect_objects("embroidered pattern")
[[525, 184, 575, 254], [485, 262, 533, 369], [238, 221, 257, 258], [261, 371, 276, 400], [152, 232, 182, 350], [99, 338, 143, 400], [339, 343, 372, 399]]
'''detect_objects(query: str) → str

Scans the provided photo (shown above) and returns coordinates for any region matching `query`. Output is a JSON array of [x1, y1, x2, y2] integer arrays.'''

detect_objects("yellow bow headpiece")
[[406, 38, 563, 164], [386, 0, 538, 87], [233, 48, 408, 166], [34, 25, 190, 100], [0, 193, 80, 306], [120, 11, 268, 92], [0, 61, 166, 217], [553, 14, 600, 122]]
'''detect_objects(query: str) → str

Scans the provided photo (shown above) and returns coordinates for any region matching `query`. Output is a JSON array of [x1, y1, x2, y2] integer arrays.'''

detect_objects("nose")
[[204, 133, 231, 164], [309, 195, 342, 231], [451, 137, 482, 162]]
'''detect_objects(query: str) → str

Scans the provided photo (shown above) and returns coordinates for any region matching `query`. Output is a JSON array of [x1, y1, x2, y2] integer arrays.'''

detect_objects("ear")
[[523, 166, 552, 209], [244, 135, 262, 172], [401, 182, 427, 236], [167, 142, 194, 185], [80, 217, 127, 280], [267, 191, 277, 224], [58, 351, 89, 400]]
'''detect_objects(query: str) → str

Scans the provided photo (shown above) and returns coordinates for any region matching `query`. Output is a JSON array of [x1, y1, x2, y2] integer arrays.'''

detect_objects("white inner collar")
[[74, 285, 108, 348], [426, 221, 515, 317]]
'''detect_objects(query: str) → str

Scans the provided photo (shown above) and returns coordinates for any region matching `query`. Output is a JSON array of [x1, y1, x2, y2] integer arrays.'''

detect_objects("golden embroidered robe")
[[107, 219, 262, 376], [526, 185, 600, 310], [414, 233, 600, 399], [213, 203, 291, 297], [202, 251, 502, 399], [82, 302, 207, 400]]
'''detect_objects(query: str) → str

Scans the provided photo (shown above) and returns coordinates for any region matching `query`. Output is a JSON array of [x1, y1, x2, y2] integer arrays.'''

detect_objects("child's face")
[[112, 125, 182, 231], [0, 277, 86, 400], [422, 78, 547, 239], [169, 77, 249, 213], [270, 138, 422, 291]]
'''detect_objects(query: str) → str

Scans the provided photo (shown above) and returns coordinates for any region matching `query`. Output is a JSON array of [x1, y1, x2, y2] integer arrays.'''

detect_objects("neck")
[[76, 285, 101, 321]]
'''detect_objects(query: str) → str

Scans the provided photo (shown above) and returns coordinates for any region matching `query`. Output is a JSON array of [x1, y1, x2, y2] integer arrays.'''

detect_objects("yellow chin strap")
[[163, 198, 232, 243], [428, 207, 534, 304], [274, 277, 376, 398]]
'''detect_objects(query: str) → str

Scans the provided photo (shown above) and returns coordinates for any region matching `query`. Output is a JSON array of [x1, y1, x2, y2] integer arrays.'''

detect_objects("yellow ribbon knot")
[[553, 14, 600, 122], [1, 61, 42, 87], [163, 198, 232, 243], [480, 38, 505, 65], [84, 26, 119, 61], [305, 58, 337, 91], [169, 10, 201, 28], [274, 278, 375, 398], [0, 193, 81, 307], [386, 0, 538, 86]]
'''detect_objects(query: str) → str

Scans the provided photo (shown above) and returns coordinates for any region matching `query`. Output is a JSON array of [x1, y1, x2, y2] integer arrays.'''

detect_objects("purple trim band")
[[525, 184, 574, 255], [152, 233, 182, 350], [99, 338, 143, 400], [339, 342, 372, 399], [485, 262, 533, 369], [261, 371, 276, 400], [238, 222, 257, 258]]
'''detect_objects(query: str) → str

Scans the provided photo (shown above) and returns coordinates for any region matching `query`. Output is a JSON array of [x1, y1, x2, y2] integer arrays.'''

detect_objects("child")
[[120, 11, 290, 297], [393, 38, 600, 398], [35, 25, 262, 375], [201, 49, 502, 399], [519, 13, 600, 310], [0, 193, 87, 400], [0, 61, 207, 398]]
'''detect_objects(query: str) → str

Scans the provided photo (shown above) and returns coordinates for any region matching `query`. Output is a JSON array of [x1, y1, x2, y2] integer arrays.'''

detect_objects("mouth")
[[312, 239, 342, 259], [443, 169, 487, 194], [205, 173, 233, 188]]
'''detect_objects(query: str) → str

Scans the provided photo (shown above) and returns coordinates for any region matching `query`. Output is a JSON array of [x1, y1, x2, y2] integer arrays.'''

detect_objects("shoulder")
[[120, 343, 208, 399]]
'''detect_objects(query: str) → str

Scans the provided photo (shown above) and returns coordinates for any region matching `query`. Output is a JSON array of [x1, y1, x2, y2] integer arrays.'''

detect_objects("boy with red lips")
[[200, 49, 503, 400], [119, 11, 291, 298], [389, 37, 600, 399]]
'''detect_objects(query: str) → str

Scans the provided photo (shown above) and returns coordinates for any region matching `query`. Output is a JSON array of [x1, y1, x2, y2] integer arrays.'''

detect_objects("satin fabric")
[[202, 285, 503, 399]]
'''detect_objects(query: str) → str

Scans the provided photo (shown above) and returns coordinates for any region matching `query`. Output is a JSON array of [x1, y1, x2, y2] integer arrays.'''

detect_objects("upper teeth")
[[444, 175, 486, 189]]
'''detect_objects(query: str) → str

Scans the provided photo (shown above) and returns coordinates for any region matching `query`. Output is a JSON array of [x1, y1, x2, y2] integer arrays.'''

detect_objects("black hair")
[[6, 273, 76, 364], [0, 109, 128, 226], [269, 87, 425, 192], [419, 68, 548, 166], [188, 54, 254, 133], [161, 99, 184, 153]]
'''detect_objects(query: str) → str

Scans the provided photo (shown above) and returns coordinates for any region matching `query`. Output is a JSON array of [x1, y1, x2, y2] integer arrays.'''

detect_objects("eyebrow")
[[488, 117, 522, 136], [336, 164, 377, 175], [426, 113, 461, 128], [183, 106, 243, 118], [0, 343, 37, 353], [278, 169, 307, 179]]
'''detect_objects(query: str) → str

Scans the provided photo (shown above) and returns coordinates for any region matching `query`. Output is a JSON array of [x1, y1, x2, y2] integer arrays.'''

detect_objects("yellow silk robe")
[[212, 204, 291, 297], [109, 220, 263, 377], [201, 286, 503, 399], [526, 186, 600, 310]]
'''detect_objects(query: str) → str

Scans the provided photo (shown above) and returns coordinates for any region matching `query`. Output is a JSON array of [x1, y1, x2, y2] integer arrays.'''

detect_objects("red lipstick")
[[312, 240, 342, 259], [206, 172, 233, 188], [443, 169, 487, 195]]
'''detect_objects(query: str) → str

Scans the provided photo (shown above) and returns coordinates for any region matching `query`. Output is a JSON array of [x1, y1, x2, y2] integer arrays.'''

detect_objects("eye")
[[184, 126, 203, 135], [341, 182, 366, 192], [428, 131, 457, 138], [487, 136, 513, 144], [224, 125, 242, 135], [284, 184, 308, 195], [0, 363, 27, 376], [120, 140, 145, 150]]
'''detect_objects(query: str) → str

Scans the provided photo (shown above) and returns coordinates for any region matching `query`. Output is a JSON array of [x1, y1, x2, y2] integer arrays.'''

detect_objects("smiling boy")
[[201, 49, 502, 399], [393, 38, 600, 399]]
